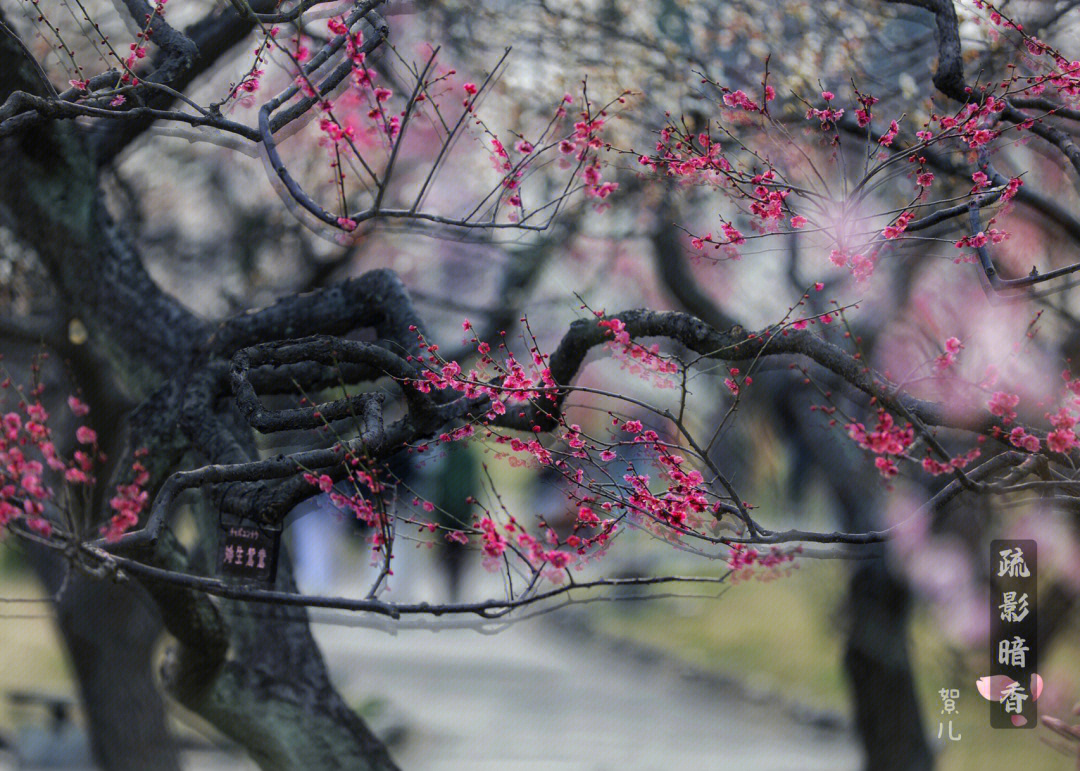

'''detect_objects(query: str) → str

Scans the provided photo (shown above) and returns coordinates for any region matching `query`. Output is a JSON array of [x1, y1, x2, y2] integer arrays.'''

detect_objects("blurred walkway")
[[311, 610, 860, 770]]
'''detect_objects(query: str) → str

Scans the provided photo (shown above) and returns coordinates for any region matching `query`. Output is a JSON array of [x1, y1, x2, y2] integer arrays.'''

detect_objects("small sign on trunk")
[[218, 518, 281, 585]]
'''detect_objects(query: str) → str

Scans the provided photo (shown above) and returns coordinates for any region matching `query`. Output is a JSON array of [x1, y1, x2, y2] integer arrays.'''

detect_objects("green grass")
[[589, 560, 850, 711]]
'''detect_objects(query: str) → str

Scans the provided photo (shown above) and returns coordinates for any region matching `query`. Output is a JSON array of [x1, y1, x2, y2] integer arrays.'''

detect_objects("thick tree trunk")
[[29, 547, 180, 771], [843, 560, 933, 771], [1, 17, 399, 771], [833, 475, 933, 771]]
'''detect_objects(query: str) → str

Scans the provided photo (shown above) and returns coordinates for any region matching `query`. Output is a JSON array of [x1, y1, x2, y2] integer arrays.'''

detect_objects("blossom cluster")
[[847, 411, 915, 478], [1, 383, 148, 542], [597, 315, 679, 387], [726, 543, 800, 583]]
